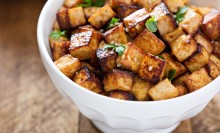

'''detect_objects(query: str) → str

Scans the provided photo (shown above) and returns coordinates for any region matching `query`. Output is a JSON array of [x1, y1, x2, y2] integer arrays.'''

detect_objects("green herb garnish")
[[78, 0, 105, 7], [168, 69, 176, 81], [106, 18, 120, 29], [92, 0, 105, 7], [145, 17, 158, 33], [175, 6, 189, 23], [104, 43, 126, 56], [49, 30, 67, 39], [157, 55, 165, 60]]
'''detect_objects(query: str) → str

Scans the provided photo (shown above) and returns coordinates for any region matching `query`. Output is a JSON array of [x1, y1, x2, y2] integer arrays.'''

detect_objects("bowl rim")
[[37, 0, 220, 105]]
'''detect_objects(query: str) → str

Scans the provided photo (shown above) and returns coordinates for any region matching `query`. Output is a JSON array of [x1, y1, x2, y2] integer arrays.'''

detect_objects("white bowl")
[[37, 1, 220, 133]]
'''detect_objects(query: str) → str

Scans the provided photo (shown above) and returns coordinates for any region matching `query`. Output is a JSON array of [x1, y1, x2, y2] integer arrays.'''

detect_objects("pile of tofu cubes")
[[50, 0, 220, 101]]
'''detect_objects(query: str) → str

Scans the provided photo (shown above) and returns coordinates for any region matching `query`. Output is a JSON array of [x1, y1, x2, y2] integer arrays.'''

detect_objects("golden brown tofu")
[[64, 0, 82, 8], [52, 40, 70, 61], [133, 0, 161, 12], [131, 76, 154, 101], [103, 69, 134, 92], [116, 4, 140, 19], [194, 31, 214, 54], [190, 6, 212, 17], [80, 62, 101, 75], [179, 9, 203, 34], [52, 20, 60, 31], [88, 5, 116, 29], [109, 91, 135, 101], [170, 34, 197, 62], [184, 45, 210, 73], [57, 7, 71, 30], [107, 0, 133, 9], [150, 3, 177, 35], [68, 7, 86, 28], [96, 48, 117, 73], [73, 66, 103, 93], [213, 41, 220, 58], [148, 78, 179, 101], [117, 43, 145, 73], [182, 0, 189, 4], [54, 54, 81, 78], [138, 53, 166, 83], [172, 72, 190, 86], [162, 53, 187, 78], [70, 31, 102, 60], [210, 54, 220, 69], [205, 61, 220, 79], [201, 9, 220, 41], [84, 7, 100, 19], [163, 0, 184, 13], [104, 23, 128, 44], [49, 35, 68, 49], [162, 27, 185, 45], [133, 30, 166, 55], [174, 85, 188, 96], [184, 68, 212, 92], [123, 8, 150, 38]]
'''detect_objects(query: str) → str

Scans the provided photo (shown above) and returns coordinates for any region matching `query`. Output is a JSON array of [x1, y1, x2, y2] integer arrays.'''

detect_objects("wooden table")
[[0, 0, 220, 133]]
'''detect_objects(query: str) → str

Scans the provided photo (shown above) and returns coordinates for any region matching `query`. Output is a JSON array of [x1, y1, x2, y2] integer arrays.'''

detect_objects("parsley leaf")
[[157, 55, 165, 60], [104, 43, 126, 56], [93, 0, 105, 7], [49, 30, 67, 39], [168, 69, 176, 81], [78, 0, 105, 7], [106, 18, 120, 29], [175, 6, 189, 23], [145, 17, 158, 33]]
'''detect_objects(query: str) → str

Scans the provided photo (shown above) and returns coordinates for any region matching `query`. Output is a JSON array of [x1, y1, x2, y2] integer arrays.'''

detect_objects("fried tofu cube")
[[138, 53, 166, 83], [73, 66, 103, 93], [52, 40, 70, 61], [104, 23, 128, 44], [190, 6, 212, 17], [107, 0, 133, 9], [150, 3, 177, 35], [133, 30, 166, 55], [184, 68, 212, 92], [131, 76, 154, 101], [103, 69, 134, 92], [123, 8, 150, 38], [184, 45, 210, 73], [170, 34, 197, 62], [57, 7, 71, 30], [172, 72, 190, 86], [84, 7, 100, 19], [80, 62, 101, 75], [49, 33, 68, 49], [88, 5, 116, 29], [64, 0, 82, 8], [213, 41, 220, 58], [70, 31, 102, 60], [204, 61, 220, 79], [201, 9, 220, 41], [210, 54, 220, 69], [179, 9, 203, 34], [148, 78, 179, 101], [54, 54, 81, 78], [194, 31, 214, 54], [182, 0, 189, 4], [117, 43, 145, 73], [163, 27, 185, 45], [68, 7, 87, 28], [133, 0, 161, 12], [174, 85, 188, 96], [162, 53, 187, 78], [116, 4, 140, 19], [163, 0, 184, 13], [96, 48, 117, 73], [52, 20, 61, 31], [109, 91, 135, 101]]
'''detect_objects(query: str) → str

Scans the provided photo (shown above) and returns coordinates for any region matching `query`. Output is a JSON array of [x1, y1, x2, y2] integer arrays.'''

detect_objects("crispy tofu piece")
[[73, 66, 103, 93], [116, 4, 140, 19], [103, 69, 134, 92], [138, 53, 166, 83], [70, 31, 102, 60], [194, 31, 214, 54], [133, 0, 161, 12], [49, 34, 68, 49], [104, 23, 128, 44], [190, 6, 212, 16], [184, 68, 212, 92], [123, 8, 150, 38], [131, 76, 154, 101], [210, 54, 220, 69], [80, 62, 101, 75], [96, 48, 117, 73], [57, 7, 71, 30], [162, 53, 187, 78], [117, 43, 145, 73], [84, 7, 100, 19], [133, 30, 166, 55], [52, 40, 70, 61], [148, 78, 179, 101], [88, 5, 116, 29], [162, 27, 185, 45], [150, 3, 177, 35], [201, 9, 220, 41], [182, 0, 189, 4], [172, 72, 190, 86], [170, 34, 197, 62], [179, 9, 203, 34], [107, 0, 133, 9], [213, 41, 220, 58], [204, 61, 220, 79], [52, 20, 60, 31], [68, 7, 87, 28], [54, 54, 81, 78], [163, 0, 184, 13], [184, 45, 210, 73], [174, 85, 188, 96], [64, 0, 82, 8], [109, 91, 135, 101]]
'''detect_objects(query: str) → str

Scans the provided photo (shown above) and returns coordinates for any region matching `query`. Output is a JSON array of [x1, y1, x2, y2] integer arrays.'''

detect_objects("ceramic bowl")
[[37, 0, 220, 133]]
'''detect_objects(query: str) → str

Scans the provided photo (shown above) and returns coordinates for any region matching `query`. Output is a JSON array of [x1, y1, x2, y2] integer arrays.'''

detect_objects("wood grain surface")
[[0, 0, 219, 133]]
